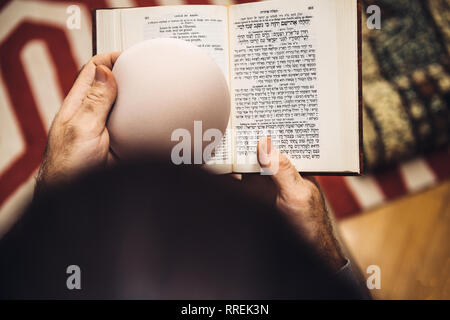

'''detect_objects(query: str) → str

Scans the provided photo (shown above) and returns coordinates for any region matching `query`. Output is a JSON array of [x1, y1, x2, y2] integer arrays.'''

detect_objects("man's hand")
[[256, 137, 346, 271], [37, 52, 120, 188]]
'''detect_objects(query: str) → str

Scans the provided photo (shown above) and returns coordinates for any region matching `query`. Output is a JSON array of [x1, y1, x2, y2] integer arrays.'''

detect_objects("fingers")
[[257, 136, 272, 168], [272, 152, 304, 192], [72, 65, 117, 135], [257, 137, 304, 192], [75, 52, 121, 88], [91, 51, 121, 69], [59, 52, 121, 120]]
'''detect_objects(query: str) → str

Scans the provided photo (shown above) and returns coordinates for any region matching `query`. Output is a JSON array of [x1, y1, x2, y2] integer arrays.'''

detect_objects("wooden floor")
[[338, 180, 450, 299]]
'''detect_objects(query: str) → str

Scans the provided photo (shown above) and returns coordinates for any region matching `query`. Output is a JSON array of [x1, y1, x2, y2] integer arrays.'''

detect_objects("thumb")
[[257, 137, 303, 192], [75, 65, 117, 128]]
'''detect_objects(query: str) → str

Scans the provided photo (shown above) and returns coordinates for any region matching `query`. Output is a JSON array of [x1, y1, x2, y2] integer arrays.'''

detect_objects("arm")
[[256, 137, 346, 271], [255, 137, 371, 298]]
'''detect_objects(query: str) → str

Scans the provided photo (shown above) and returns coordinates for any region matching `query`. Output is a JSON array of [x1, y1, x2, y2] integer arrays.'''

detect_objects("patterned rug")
[[319, 0, 450, 218], [0, 0, 449, 234], [361, 0, 449, 171]]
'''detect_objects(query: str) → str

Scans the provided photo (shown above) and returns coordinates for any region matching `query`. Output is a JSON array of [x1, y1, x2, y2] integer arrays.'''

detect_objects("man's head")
[[0, 158, 357, 299]]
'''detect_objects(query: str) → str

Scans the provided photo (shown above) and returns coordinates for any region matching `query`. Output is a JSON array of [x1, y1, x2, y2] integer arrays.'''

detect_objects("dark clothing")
[[0, 159, 362, 299]]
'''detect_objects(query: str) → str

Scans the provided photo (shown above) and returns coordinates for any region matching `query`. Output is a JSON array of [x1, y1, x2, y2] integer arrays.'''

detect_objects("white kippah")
[[107, 38, 230, 160]]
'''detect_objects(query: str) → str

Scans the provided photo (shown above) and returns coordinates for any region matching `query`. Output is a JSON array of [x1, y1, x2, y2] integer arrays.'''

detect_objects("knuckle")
[[52, 111, 70, 128], [84, 90, 105, 110], [89, 55, 100, 65], [285, 180, 319, 206], [293, 188, 313, 204], [63, 123, 78, 144], [87, 89, 105, 103]]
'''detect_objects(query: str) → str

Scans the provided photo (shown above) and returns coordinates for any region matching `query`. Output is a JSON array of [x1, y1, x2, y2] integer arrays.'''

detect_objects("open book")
[[94, 0, 362, 174]]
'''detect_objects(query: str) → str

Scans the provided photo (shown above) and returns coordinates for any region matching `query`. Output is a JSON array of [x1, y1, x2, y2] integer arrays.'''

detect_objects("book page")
[[229, 0, 354, 173], [119, 5, 233, 173]]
